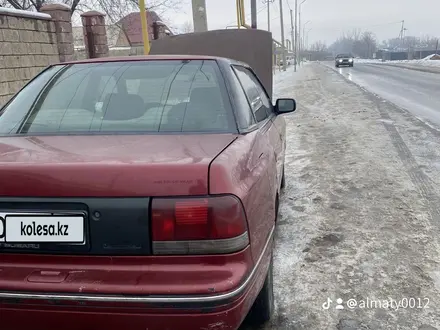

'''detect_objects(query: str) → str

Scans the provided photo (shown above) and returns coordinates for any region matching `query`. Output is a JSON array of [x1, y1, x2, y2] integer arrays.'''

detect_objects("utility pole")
[[302, 25, 305, 51], [139, 0, 150, 54], [298, 0, 307, 66], [305, 28, 312, 50], [267, 0, 270, 31], [290, 9, 295, 71], [298, 10, 301, 66], [265, 0, 274, 32], [192, 0, 208, 32], [302, 21, 310, 52], [279, 0, 287, 71], [251, 0, 257, 28], [294, 0, 298, 72], [399, 20, 405, 48]]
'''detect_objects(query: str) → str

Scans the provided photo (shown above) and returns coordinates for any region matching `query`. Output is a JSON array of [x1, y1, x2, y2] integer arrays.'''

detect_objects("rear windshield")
[[0, 60, 234, 135]]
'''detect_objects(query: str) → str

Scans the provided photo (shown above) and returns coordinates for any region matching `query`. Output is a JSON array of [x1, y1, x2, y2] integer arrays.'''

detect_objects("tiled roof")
[[117, 11, 172, 45]]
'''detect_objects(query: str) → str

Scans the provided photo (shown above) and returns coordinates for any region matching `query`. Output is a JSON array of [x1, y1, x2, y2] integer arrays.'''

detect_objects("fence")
[[0, 4, 73, 106], [0, 5, 148, 107]]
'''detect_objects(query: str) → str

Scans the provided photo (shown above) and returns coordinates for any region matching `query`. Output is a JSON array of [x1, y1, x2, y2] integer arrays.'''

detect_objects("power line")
[[279, 0, 287, 71], [272, 0, 278, 15], [263, 0, 275, 32]]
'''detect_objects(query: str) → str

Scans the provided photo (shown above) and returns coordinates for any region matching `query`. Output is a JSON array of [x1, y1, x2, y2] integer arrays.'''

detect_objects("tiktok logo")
[[322, 297, 333, 310]]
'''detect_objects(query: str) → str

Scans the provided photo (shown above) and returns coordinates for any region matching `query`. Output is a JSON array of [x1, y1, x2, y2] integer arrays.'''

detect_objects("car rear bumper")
[[1, 294, 249, 330], [336, 61, 353, 66], [0, 227, 275, 330]]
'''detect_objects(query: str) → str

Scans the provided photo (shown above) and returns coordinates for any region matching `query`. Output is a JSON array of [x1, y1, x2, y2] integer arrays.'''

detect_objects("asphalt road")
[[329, 63, 440, 128]]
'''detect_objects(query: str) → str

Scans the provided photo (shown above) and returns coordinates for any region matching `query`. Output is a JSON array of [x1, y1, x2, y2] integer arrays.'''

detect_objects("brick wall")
[[0, 5, 73, 107], [0, 10, 60, 106]]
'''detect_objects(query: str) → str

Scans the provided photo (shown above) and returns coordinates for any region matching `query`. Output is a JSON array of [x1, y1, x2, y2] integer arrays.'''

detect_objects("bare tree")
[[381, 34, 438, 51], [1, 0, 181, 20], [361, 31, 377, 58], [328, 29, 377, 58], [343, 28, 362, 41], [178, 20, 193, 34], [310, 41, 327, 52], [91, 0, 182, 24]]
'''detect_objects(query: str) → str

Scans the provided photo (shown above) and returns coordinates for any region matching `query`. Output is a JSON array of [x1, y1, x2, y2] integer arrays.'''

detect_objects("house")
[[115, 11, 172, 47], [73, 10, 172, 50]]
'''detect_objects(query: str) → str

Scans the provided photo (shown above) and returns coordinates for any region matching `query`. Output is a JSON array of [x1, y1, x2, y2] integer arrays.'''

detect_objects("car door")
[[233, 66, 285, 192]]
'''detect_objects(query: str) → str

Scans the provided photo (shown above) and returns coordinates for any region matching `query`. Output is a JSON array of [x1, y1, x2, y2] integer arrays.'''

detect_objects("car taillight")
[[152, 195, 249, 255]]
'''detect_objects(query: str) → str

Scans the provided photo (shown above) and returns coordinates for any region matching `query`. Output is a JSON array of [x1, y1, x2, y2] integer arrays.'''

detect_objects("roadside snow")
[[423, 54, 438, 60], [386, 57, 440, 68], [356, 54, 440, 68], [0, 7, 51, 20], [355, 59, 383, 64]]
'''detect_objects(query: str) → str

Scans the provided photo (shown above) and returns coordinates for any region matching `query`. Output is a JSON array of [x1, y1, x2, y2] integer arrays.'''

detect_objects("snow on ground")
[[355, 55, 440, 70], [242, 63, 440, 330], [354, 59, 383, 64], [385, 57, 440, 68]]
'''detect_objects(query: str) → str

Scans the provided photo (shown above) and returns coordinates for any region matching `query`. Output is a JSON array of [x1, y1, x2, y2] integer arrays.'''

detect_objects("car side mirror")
[[275, 98, 296, 114]]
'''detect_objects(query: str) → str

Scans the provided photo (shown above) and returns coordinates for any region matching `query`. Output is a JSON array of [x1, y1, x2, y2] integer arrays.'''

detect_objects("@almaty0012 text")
[[322, 297, 430, 311]]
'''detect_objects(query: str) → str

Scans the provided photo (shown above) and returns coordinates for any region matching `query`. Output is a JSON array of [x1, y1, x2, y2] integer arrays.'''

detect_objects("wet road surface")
[[330, 63, 440, 128]]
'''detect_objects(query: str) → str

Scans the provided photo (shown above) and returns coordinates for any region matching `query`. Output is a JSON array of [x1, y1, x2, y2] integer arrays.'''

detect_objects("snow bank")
[[341, 55, 440, 68], [384, 58, 440, 68], [370, 52, 440, 67], [422, 54, 440, 60], [355, 59, 382, 64], [423, 54, 435, 60], [0, 7, 51, 20]]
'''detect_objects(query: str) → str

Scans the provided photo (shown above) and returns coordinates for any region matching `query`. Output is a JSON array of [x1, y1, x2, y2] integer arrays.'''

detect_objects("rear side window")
[[0, 60, 235, 135], [229, 72, 256, 130], [0, 66, 63, 135], [233, 66, 270, 123]]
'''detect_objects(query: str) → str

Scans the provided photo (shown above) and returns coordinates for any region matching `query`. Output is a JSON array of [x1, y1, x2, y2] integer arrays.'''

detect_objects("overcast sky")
[[168, 0, 439, 46]]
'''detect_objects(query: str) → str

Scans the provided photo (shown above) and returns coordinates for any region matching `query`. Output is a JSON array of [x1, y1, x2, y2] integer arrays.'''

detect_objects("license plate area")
[[3, 214, 85, 243], [0, 198, 151, 255], [0, 201, 90, 254]]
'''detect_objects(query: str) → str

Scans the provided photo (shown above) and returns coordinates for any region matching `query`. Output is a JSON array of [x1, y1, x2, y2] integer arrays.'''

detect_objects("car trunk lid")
[[0, 134, 237, 255], [0, 134, 237, 197]]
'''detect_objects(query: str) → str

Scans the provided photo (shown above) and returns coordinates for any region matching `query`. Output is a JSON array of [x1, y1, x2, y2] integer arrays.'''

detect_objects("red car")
[[0, 55, 296, 330]]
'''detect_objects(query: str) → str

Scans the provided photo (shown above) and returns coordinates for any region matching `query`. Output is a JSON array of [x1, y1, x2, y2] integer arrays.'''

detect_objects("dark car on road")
[[0, 55, 297, 330], [335, 53, 354, 67]]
